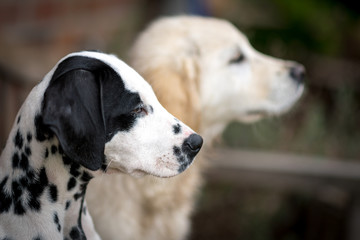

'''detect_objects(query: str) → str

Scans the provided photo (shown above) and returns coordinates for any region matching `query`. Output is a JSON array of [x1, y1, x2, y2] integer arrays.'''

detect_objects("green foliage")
[[248, 0, 353, 56]]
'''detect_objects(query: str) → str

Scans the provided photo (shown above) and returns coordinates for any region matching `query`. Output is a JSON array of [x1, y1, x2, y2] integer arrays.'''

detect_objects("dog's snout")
[[184, 134, 203, 154], [289, 64, 306, 84], [176, 134, 203, 173]]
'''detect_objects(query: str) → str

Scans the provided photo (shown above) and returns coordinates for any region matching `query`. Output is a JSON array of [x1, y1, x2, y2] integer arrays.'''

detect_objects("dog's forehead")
[[154, 17, 250, 55], [195, 19, 249, 51], [63, 51, 155, 100]]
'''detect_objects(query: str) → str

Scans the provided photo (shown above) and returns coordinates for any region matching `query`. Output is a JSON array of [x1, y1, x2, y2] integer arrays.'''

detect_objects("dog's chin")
[[128, 170, 148, 178], [241, 87, 304, 123], [106, 166, 148, 178], [106, 166, 179, 179], [144, 168, 180, 178], [239, 111, 268, 123]]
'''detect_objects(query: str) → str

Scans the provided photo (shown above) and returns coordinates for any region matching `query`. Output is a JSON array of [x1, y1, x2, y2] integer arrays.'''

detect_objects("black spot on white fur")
[[65, 200, 71, 210], [69, 163, 81, 178], [12, 153, 20, 169], [0, 176, 12, 213], [173, 146, 181, 157], [53, 212, 61, 232], [69, 226, 85, 240], [27, 132, 32, 142], [44, 148, 49, 159], [73, 184, 87, 201], [80, 171, 93, 182], [51, 145, 57, 154], [19, 153, 29, 171], [49, 184, 58, 203], [67, 177, 77, 191], [24, 146, 32, 157], [27, 168, 48, 212], [69, 227, 80, 239], [12, 180, 26, 215], [14, 130, 23, 149], [173, 123, 182, 134]]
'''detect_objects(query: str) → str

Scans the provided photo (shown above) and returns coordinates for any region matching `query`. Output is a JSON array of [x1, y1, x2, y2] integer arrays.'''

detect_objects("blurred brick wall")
[[0, 0, 139, 149]]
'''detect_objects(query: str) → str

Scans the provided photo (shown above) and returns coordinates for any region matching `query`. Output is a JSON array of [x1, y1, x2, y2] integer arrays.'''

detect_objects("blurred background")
[[1, 0, 360, 239]]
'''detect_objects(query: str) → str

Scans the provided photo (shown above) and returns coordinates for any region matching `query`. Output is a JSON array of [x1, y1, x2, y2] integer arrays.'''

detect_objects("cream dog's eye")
[[229, 53, 245, 64]]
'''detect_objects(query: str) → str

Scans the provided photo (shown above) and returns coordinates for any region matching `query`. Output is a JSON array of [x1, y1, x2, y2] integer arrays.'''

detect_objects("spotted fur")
[[0, 51, 202, 239]]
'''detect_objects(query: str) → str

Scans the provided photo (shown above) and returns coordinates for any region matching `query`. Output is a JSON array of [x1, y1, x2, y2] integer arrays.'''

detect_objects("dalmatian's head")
[[40, 51, 203, 178]]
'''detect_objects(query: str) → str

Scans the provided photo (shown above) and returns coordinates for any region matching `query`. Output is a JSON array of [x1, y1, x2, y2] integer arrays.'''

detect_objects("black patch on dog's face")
[[40, 55, 143, 171], [173, 146, 181, 157], [100, 75, 142, 141], [173, 123, 182, 134]]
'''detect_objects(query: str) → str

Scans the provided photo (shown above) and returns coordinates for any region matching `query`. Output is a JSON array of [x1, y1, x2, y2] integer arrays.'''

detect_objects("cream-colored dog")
[[86, 16, 305, 240]]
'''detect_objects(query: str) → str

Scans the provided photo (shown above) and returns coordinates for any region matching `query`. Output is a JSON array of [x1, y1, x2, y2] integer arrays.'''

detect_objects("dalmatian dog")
[[0, 51, 203, 240]]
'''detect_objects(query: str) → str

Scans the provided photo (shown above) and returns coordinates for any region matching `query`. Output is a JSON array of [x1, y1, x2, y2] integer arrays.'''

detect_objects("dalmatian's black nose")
[[182, 134, 203, 157], [290, 64, 306, 85]]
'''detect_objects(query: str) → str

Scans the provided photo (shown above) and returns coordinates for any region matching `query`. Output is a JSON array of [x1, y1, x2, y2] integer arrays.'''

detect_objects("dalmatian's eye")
[[229, 53, 245, 64], [132, 105, 148, 116]]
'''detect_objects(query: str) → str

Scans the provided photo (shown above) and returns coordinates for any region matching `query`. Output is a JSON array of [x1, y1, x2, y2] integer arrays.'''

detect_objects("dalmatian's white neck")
[[0, 84, 100, 240]]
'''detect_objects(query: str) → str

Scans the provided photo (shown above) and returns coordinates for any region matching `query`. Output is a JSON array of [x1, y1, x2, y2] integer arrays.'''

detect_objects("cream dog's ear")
[[130, 40, 201, 131]]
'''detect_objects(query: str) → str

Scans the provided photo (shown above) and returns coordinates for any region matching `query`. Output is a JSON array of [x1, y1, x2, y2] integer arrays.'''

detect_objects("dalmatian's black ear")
[[42, 57, 107, 171]]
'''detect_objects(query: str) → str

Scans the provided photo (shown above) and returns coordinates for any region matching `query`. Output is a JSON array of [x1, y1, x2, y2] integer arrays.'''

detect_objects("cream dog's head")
[[130, 16, 305, 140]]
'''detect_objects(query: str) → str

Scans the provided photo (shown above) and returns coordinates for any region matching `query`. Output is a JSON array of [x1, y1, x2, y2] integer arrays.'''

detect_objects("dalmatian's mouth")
[[104, 157, 183, 178], [105, 165, 148, 178]]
